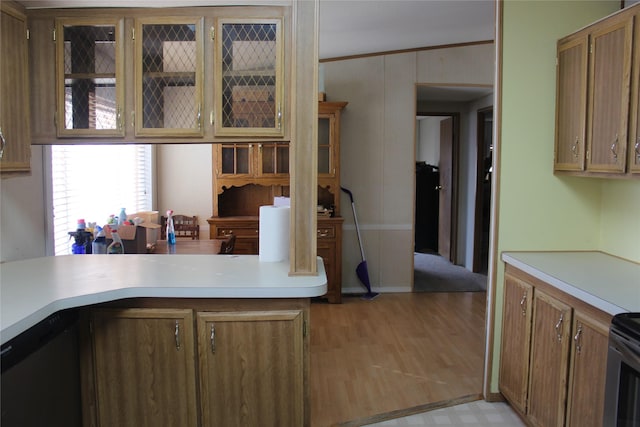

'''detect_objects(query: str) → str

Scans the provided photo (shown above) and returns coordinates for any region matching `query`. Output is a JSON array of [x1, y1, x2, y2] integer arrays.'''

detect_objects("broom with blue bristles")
[[341, 187, 379, 300]]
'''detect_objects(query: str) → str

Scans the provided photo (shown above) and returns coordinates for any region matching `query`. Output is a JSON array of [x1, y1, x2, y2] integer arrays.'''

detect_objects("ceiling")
[[18, 0, 496, 101]]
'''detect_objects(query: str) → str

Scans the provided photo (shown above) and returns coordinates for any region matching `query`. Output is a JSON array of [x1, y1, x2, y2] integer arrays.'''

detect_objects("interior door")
[[438, 117, 453, 261]]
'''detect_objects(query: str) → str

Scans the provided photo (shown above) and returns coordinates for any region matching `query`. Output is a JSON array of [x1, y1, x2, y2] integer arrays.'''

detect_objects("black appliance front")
[[604, 312, 640, 427], [1, 309, 82, 427]]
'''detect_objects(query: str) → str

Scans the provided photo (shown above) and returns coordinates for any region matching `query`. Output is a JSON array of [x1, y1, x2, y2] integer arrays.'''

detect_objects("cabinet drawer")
[[317, 226, 335, 240], [216, 226, 259, 238]]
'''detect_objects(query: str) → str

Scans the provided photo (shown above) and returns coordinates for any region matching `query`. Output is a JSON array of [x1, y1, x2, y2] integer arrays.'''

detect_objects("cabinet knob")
[[571, 137, 579, 158], [210, 324, 216, 354], [555, 313, 564, 342], [117, 107, 123, 131], [0, 126, 5, 160], [174, 320, 181, 350], [573, 323, 583, 354], [519, 292, 527, 316]]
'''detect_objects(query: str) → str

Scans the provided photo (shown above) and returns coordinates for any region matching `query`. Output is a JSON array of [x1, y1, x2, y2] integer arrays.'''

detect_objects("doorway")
[[473, 107, 493, 274], [414, 114, 458, 262]]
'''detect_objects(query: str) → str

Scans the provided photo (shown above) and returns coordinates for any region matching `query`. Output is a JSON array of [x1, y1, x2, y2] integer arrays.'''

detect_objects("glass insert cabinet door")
[[217, 142, 288, 177], [214, 18, 284, 137], [219, 143, 253, 176], [259, 143, 289, 176], [135, 17, 204, 137], [318, 116, 333, 176], [55, 18, 124, 137]]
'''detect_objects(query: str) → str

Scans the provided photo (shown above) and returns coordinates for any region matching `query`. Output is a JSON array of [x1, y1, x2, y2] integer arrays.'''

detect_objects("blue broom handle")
[[341, 187, 366, 261]]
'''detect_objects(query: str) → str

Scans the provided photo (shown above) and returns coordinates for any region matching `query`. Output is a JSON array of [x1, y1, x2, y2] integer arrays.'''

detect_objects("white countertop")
[[0, 255, 327, 344], [502, 251, 640, 315]]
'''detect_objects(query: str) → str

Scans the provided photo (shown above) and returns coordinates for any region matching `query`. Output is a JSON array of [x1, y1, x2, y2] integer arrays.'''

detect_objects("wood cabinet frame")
[[213, 17, 285, 137], [28, 5, 291, 144], [499, 264, 612, 427], [554, 3, 640, 178], [134, 16, 205, 137], [0, 0, 31, 174], [80, 297, 311, 427], [629, 7, 640, 173], [54, 17, 126, 138]]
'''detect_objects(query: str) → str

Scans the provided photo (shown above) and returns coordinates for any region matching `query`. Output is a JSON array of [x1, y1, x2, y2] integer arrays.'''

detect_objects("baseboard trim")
[[335, 393, 483, 427], [484, 391, 505, 402], [342, 286, 412, 295]]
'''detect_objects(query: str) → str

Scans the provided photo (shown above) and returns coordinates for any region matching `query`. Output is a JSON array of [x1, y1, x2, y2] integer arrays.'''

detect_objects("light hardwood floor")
[[310, 292, 486, 427]]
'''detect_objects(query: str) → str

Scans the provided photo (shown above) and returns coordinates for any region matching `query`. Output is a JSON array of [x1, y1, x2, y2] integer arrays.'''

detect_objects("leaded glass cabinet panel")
[[55, 18, 124, 137], [135, 17, 204, 137], [214, 18, 284, 137]]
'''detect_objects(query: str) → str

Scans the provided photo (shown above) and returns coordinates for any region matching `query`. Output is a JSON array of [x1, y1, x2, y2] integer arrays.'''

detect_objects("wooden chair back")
[[160, 215, 200, 240]]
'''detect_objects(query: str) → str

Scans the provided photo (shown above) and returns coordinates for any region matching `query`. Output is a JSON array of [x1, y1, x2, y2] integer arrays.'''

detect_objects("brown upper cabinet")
[[134, 17, 204, 137], [554, 4, 639, 177], [1, 1, 31, 174], [55, 18, 125, 138], [29, 6, 289, 144], [630, 7, 640, 173], [213, 18, 284, 137], [555, 35, 588, 172]]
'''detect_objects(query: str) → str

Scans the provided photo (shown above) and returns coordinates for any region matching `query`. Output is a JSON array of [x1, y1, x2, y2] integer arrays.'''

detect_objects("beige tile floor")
[[364, 400, 526, 426]]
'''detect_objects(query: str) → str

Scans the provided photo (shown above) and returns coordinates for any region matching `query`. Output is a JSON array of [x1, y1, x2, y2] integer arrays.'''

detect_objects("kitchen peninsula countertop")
[[502, 251, 640, 315], [0, 255, 327, 344]]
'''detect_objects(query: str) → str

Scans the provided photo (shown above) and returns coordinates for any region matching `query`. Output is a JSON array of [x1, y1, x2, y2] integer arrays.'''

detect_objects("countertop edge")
[[0, 255, 328, 344], [501, 251, 634, 315]]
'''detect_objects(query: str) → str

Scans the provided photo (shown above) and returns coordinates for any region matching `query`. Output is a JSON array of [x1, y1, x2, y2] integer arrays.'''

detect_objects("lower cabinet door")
[[527, 291, 572, 427], [566, 311, 610, 427], [196, 310, 304, 427], [498, 273, 533, 414], [91, 308, 198, 427]]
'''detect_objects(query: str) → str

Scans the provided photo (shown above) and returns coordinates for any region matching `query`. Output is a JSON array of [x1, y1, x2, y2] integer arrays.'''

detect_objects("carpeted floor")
[[414, 252, 487, 292]]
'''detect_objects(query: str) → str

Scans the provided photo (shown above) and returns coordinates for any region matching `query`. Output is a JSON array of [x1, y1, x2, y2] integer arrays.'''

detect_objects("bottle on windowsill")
[[107, 227, 125, 254], [166, 209, 176, 246]]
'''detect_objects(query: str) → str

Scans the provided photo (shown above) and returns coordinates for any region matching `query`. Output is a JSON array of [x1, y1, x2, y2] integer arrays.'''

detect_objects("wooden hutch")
[[208, 101, 347, 303]]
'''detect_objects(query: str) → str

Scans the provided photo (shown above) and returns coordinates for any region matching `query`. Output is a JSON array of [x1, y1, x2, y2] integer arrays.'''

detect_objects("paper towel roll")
[[259, 205, 290, 262]]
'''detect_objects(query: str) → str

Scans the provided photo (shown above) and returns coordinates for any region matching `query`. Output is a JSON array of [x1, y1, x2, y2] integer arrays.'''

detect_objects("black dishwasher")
[[1, 309, 83, 427]]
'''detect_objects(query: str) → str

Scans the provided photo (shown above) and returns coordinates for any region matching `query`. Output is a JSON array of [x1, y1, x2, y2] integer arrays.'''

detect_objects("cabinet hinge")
[[52, 28, 56, 42], [26, 29, 30, 40], [89, 320, 93, 335], [210, 26, 215, 41], [589, 43, 593, 54], [131, 27, 135, 41], [303, 320, 307, 338]]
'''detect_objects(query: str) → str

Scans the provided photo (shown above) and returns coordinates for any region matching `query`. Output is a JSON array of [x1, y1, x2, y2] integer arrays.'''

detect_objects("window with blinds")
[[50, 145, 153, 255]]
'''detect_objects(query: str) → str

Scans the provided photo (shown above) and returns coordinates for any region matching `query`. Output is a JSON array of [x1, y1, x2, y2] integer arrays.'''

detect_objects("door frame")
[[473, 106, 493, 273], [414, 111, 460, 264]]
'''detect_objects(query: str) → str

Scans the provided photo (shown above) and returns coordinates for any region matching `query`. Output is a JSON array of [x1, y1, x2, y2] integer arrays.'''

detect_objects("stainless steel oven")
[[604, 313, 640, 427]]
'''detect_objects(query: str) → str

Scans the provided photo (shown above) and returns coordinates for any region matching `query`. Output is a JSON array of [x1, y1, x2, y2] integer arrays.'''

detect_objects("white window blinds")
[[50, 145, 153, 255]]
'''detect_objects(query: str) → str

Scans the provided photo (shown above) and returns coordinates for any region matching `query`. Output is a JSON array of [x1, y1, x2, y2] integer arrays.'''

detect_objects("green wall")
[[492, 0, 635, 392]]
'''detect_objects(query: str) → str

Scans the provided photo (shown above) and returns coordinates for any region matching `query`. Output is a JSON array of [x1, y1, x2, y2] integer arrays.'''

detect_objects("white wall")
[[156, 144, 214, 237], [324, 42, 494, 293], [416, 117, 441, 166], [0, 146, 47, 262]]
